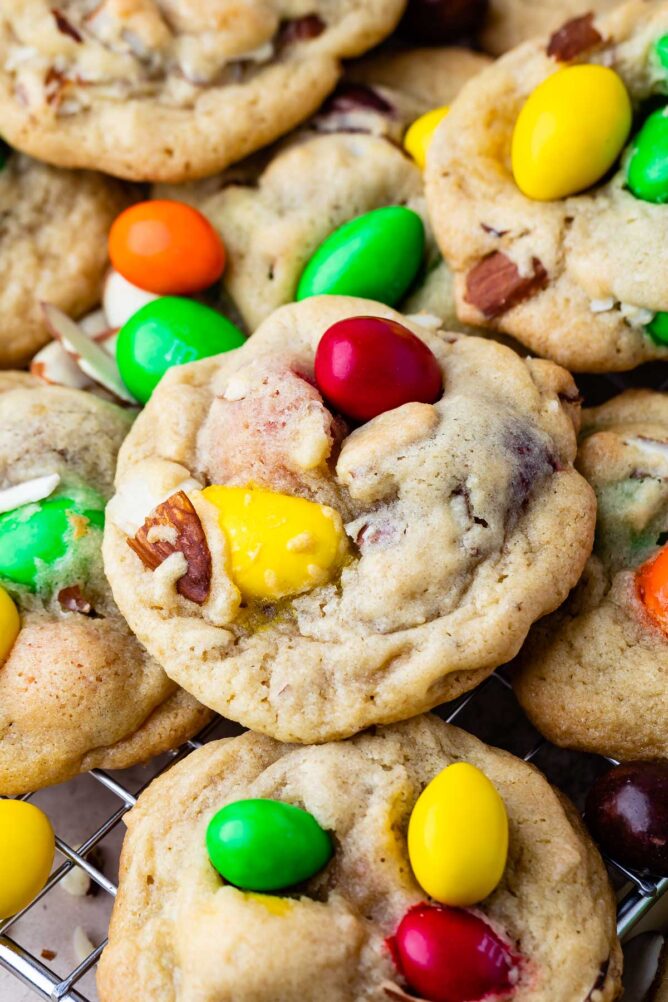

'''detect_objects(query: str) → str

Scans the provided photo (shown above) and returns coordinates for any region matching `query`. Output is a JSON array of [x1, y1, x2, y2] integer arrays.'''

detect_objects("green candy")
[[206, 798, 333, 893], [296, 206, 425, 306], [646, 311, 668, 345], [653, 34, 668, 71], [116, 296, 245, 404], [0, 497, 104, 590], [627, 107, 668, 203]]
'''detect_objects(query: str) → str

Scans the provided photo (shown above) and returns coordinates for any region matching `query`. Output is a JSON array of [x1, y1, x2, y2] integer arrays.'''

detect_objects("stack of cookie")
[[0, 1, 666, 1000]]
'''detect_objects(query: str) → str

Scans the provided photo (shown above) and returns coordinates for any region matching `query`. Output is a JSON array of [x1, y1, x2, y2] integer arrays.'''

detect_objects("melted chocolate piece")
[[279, 14, 325, 46], [547, 13, 603, 61], [506, 427, 559, 511]]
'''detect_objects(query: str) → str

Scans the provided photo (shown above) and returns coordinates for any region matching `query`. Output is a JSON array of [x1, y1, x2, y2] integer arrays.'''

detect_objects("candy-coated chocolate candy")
[[512, 65, 632, 201], [387, 903, 518, 1002], [0, 584, 19, 663], [108, 199, 225, 295], [627, 108, 668, 204], [646, 311, 668, 345], [408, 762, 508, 906], [206, 798, 333, 892], [103, 268, 158, 329], [296, 206, 425, 306], [585, 761, 668, 873], [0, 801, 55, 919], [314, 316, 442, 422], [404, 106, 450, 169], [0, 496, 104, 590], [201, 485, 347, 601], [655, 34, 668, 70], [116, 297, 245, 404], [636, 544, 668, 633], [399, 0, 488, 44]]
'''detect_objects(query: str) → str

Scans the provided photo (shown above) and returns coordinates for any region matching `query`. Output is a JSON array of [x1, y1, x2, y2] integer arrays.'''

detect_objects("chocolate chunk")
[[547, 13, 603, 61], [322, 83, 393, 116], [58, 585, 93, 616], [506, 426, 559, 511], [128, 491, 211, 605], [465, 252, 548, 319], [279, 14, 325, 46], [51, 8, 83, 42]]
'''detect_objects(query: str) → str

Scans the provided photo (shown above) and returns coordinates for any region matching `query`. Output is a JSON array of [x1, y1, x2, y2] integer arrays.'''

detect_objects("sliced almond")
[[128, 491, 212, 604], [31, 339, 93, 390], [0, 473, 60, 514], [58, 585, 93, 615], [42, 303, 137, 405], [72, 926, 95, 965], [107, 475, 203, 536], [60, 865, 90, 897], [103, 268, 158, 329]]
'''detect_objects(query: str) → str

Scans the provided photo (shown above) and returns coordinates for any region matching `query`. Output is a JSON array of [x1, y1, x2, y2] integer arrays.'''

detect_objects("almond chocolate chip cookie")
[[0, 379, 211, 795], [514, 389, 668, 762], [97, 716, 621, 1002], [426, 0, 668, 372], [103, 295, 595, 743], [0, 148, 133, 367], [0, 0, 406, 182], [154, 46, 490, 332]]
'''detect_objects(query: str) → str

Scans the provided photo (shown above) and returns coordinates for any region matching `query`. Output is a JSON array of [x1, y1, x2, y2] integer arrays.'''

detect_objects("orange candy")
[[108, 200, 225, 295], [636, 544, 668, 633]]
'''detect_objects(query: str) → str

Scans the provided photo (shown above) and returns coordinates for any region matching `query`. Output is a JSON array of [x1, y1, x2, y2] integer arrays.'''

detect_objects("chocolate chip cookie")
[[514, 389, 668, 761], [0, 380, 211, 795], [0, 149, 132, 367], [103, 295, 595, 743], [97, 716, 621, 1002], [426, 0, 668, 372], [0, 1, 406, 182], [154, 46, 489, 332]]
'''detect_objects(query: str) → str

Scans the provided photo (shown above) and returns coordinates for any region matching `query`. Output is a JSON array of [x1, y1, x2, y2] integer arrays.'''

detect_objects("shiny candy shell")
[[108, 199, 225, 295], [636, 543, 668, 634], [627, 107, 668, 204], [408, 762, 508, 907], [206, 798, 333, 892], [0, 584, 19, 663], [116, 297, 245, 404], [314, 316, 442, 423], [511, 65, 632, 201], [388, 903, 518, 1002], [0, 496, 104, 590], [404, 106, 449, 169], [201, 484, 348, 601], [0, 801, 55, 919], [296, 206, 425, 306]]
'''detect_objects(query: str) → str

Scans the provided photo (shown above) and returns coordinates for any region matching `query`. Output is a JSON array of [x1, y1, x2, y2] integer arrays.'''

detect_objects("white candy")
[[0, 474, 60, 514], [103, 269, 158, 329]]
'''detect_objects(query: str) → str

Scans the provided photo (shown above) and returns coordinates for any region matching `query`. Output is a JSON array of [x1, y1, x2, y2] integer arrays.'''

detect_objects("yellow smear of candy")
[[0, 585, 19, 665], [202, 485, 348, 601], [404, 106, 450, 169], [244, 892, 294, 915]]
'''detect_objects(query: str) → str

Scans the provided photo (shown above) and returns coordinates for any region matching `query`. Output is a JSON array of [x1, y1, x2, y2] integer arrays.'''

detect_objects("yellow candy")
[[202, 485, 348, 601], [407, 762, 508, 907], [0, 584, 19, 665], [0, 801, 55, 919], [243, 892, 294, 915], [404, 106, 450, 169], [511, 65, 632, 201]]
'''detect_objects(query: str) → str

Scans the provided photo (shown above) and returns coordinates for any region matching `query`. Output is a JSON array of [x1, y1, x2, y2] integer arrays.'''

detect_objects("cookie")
[[0, 380, 211, 795], [514, 389, 668, 762], [103, 296, 595, 743], [0, 1, 406, 183], [479, 0, 620, 56], [426, 1, 668, 372], [154, 46, 489, 333], [0, 149, 132, 367], [96, 715, 621, 1002]]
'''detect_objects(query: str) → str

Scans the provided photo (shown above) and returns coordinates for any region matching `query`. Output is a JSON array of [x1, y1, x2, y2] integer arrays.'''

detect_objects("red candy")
[[387, 903, 519, 1002], [314, 316, 442, 422]]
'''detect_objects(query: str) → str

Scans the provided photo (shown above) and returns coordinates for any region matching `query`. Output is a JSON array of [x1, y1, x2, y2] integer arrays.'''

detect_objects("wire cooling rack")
[[2, 367, 668, 1001], [1, 668, 666, 1002]]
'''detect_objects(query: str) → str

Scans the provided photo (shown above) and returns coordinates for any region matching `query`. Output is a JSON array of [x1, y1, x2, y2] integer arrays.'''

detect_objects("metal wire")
[[0, 670, 665, 1002]]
